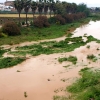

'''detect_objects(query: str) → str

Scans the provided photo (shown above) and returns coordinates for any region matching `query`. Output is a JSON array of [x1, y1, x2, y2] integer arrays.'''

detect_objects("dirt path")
[[0, 41, 100, 100]]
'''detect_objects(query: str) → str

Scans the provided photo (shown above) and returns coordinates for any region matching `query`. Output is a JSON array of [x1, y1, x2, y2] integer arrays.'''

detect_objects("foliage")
[[58, 57, 67, 63], [58, 56, 77, 64], [56, 2, 66, 15], [0, 17, 91, 46], [23, 0, 31, 26], [87, 54, 97, 62], [0, 57, 25, 69], [48, 17, 56, 24], [67, 56, 77, 64], [0, 49, 6, 57], [79, 67, 90, 72], [67, 70, 100, 100], [14, 0, 24, 24], [33, 16, 50, 28], [2, 21, 21, 36], [53, 95, 68, 100], [55, 15, 66, 25], [9, 35, 99, 57]]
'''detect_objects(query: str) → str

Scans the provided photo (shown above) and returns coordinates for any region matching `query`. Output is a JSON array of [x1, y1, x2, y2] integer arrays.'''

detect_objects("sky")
[[0, 0, 100, 7]]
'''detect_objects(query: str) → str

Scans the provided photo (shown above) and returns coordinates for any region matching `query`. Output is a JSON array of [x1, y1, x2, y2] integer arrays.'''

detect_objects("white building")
[[0, 3, 13, 11]]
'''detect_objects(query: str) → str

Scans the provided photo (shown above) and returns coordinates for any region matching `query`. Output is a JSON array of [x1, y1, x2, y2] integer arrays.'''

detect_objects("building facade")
[[4, 0, 14, 7]]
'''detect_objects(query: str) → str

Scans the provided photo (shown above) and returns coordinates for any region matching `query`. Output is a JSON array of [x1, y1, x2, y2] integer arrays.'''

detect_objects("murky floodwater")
[[1, 20, 100, 100], [73, 20, 100, 39]]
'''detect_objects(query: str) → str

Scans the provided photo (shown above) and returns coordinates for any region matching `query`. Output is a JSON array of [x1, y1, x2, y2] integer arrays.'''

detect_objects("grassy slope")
[[0, 17, 90, 46]]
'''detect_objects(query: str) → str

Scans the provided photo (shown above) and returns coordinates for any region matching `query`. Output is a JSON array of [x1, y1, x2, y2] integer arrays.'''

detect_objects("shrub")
[[2, 21, 21, 36], [33, 16, 50, 28], [48, 17, 56, 24], [22, 21, 25, 25], [63, 14, 74, 23], [55, 15, 66, 25]]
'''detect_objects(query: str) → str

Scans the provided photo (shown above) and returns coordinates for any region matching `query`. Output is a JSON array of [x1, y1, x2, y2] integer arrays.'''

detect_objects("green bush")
[[2, 21, 21, 36], [48, 17, 56, 24], [22, 21, 25, 25]]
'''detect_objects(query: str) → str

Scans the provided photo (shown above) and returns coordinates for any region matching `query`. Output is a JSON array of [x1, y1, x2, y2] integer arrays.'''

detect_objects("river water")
[[0, 20, 100, 100], [73, 20, 100, 39]]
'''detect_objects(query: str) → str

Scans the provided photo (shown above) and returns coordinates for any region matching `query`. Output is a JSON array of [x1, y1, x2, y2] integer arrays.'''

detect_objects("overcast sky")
[[0, 0, 100, 7]]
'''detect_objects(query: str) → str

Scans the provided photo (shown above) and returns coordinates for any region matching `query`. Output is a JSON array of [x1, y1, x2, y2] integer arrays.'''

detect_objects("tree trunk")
[[50, 10, 51, 18], [18, 12, 21, 25], [32, 12, 34, 22], [26, 12, 28, 26]]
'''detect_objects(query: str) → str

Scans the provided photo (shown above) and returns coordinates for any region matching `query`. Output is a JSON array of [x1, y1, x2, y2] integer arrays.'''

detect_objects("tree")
[[49, 0, 54, 18], [65, 2, 72, 14], [24, 0, 31, 26], [56, 1, 66, 15], [14, 0, 24, 24], [43, 0, 49, 16], [31, 1, 37, 21], [52, 1, 57, 16], [71, 3, 77, 13], [77, 3, 87, 12], [37, 0, 44, 15]]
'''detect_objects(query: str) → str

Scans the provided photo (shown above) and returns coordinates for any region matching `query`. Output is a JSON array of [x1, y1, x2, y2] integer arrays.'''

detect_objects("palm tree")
[[52, 1, 57, 16], [65, 2, 71, 14], [71, 3, 77, 13], [24, 0, 31, 26], [37, 0, 44, 15], [31, 1, 37, 21], [43, 0, 49, 16], [48, 0, 54, 18], [44, 3, 49, 15], [14, 0, 24, 24]]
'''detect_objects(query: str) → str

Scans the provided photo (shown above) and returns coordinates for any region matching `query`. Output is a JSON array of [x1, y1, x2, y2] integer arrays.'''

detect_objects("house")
[[4, 0, 14, 7]]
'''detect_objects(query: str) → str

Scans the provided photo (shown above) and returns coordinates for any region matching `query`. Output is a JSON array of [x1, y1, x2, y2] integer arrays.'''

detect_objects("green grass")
[[58, 57, 68, 63], [9, 36, 85, 56], [67, 56, 77, 64], [66, 69, 100, 100], [0, 49, 6, 57], [0, 57, 25, 69], [79, 67, 91, 72], [53, 95, 68, 100], [58, 56, 77, 64], [87, 54, 97, 62], [9, 35, 100, 57]]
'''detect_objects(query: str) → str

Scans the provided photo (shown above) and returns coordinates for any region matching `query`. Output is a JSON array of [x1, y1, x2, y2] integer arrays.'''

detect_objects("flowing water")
[[73, 20, 100, 39], [0, 20, 100, 100]]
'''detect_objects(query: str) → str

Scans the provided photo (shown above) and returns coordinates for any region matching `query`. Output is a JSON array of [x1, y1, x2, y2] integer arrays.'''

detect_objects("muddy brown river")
[[73, 20, 100, 39], [0, 20, 100, 100]]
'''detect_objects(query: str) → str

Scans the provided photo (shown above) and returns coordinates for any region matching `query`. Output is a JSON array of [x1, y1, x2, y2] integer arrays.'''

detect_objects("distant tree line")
[[14, 0, 90, 25]]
